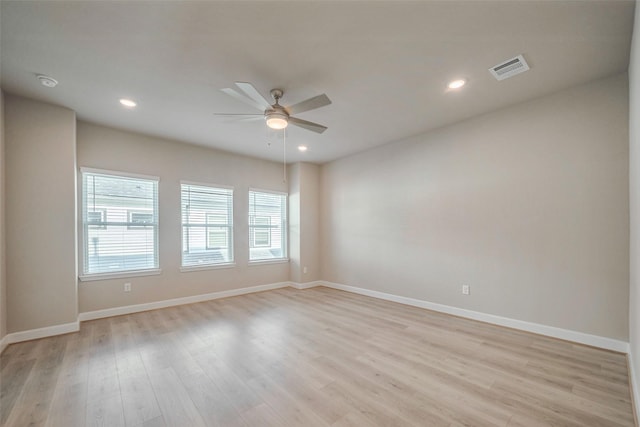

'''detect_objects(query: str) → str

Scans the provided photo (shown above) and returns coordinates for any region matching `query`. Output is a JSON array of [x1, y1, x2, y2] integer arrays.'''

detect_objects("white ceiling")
[[0, 0, 635, 164]]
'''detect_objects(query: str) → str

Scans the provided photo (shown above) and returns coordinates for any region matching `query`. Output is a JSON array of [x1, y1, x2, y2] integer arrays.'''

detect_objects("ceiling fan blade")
[[286, 93, 332, 115], [214, 113, 262, 116], [220, 88, 265, 111], [215, 114, 263, 123], [236, 117, 264, 123], [234, 82, 272, 110], [289, 117, 328, 134]]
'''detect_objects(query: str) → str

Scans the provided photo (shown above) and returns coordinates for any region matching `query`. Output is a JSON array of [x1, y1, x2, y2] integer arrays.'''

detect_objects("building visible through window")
[[81, 170, 159, 277], [248, 190, 287, 261], [181, 183, 234, 267]]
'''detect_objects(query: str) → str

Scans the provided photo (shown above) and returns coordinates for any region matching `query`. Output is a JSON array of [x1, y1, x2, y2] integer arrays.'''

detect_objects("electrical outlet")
[[124, 282, 131, 292], [303, 266, 308, 274], [462, 285, 470, 295]]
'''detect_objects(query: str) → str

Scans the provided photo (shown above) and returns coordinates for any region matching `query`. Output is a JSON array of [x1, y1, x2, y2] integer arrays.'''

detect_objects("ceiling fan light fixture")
[[265, 111, 288, 130]]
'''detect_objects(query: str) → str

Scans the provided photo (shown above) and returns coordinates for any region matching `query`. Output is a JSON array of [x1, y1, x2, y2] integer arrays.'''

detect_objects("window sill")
[[79, 268, 162, 282], [248, 258, 290, 266], [180, 263, 236, 273]]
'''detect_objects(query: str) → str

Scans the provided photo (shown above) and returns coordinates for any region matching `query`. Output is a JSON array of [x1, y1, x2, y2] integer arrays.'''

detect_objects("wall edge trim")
[[0, 334, 8, 354], [319, 281, 630, 353], [290, 280, 324, 290], [2, 321, 80, 349], [2, 281, 629, 355], [78, 281, 291, 322]]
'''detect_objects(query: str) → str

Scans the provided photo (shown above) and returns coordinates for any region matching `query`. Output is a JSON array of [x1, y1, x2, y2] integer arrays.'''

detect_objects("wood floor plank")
[[180, 371, 249, 427], [354, 351, 514, 426], [245, 373, 330, 427], [85, 394, 126, 427], [240, 403, 289, 427], [146, 367, 206, 427], [264, 367, 351, 425], [191, 351, 264, 414], [45, 380, 87, 427], [0, 358, 36, 425], [119, 374, 162, 427], [0, 287, 635, 426], [314, 355, 452, 427], [140, 415, 166, 427], [331, 410, 380, 427], [43, 331, 91, 427], [2, 336, 68, 427]]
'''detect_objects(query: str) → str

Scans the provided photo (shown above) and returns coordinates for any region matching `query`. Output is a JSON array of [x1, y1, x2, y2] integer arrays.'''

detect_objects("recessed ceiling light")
[[119, 98, 137, 108], [37, 74, 58, 88], [447, 79, 466, 90], [298, 145, 308, 152]]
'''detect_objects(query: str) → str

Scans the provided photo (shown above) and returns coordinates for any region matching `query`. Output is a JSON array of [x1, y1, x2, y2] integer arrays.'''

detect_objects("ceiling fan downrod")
[[265, 89, 289, 130]]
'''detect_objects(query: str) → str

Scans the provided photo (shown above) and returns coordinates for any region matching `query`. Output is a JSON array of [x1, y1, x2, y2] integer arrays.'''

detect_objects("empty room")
[[1, 0, 640, 426]]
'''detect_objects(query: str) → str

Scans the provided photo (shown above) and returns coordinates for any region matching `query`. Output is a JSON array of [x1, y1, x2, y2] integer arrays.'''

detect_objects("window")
[[249, 189, 287, 262], [81, 170, 159, 277], [181, 183, 233, 267]]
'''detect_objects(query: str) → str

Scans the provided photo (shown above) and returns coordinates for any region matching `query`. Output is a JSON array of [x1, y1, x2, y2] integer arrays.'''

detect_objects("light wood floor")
[[0, 286, 636, 427]]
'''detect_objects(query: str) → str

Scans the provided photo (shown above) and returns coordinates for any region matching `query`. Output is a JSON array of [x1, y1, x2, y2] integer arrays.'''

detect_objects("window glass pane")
[[182, 184, 233, 267], [82, 172, 159, 275], [249, 190, 287, 261]]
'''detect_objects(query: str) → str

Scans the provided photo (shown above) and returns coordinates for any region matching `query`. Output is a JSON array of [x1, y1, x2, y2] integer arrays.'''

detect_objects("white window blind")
[[82, 171, 159, 276], [249, 190, 287, 261], [182, 183, 233, 267]]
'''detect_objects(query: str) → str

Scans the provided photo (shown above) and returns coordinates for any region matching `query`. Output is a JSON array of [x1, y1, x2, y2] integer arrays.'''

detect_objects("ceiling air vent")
[[489, 55, 530, 81]]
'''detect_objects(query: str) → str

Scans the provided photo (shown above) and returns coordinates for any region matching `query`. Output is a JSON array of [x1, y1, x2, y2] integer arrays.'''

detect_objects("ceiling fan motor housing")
[[270, 88, 284, 101], [265, 106, 289, 129]]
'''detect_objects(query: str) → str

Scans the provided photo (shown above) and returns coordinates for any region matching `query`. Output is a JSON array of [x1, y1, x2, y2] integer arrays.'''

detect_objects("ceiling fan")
[[216, 82, 331, 134]]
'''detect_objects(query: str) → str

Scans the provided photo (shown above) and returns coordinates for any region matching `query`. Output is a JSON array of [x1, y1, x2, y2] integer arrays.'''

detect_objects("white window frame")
[[248, 188, 288, 264], [181, 181, 235, 271], [79, 168, 161, 281]]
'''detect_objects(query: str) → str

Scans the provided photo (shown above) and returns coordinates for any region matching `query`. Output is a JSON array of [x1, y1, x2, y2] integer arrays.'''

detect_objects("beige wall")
[[0, 90, 6, 341], [289, 163, 302, 283], [5, 95, 78, 333], [77, 121, 290, 313], [628, 0, 640, 410], [300, 163, 321, 283], [289, 162, 321, 284], [321, 74, 629, 340]]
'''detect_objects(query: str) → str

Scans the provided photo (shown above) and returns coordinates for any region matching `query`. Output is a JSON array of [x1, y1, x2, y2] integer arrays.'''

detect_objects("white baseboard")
[[320, 281, 630, 353], [1, 320, 79, 351], [3, 282, 293, 347], [629, 352, 640, 426], [79, 281, 291, 321], [1, 280, 630, 356], [0, 333, 8, 354], [290, 280, 323, 290]]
